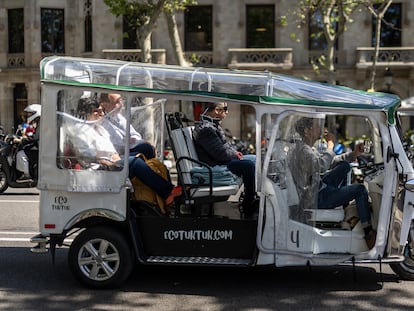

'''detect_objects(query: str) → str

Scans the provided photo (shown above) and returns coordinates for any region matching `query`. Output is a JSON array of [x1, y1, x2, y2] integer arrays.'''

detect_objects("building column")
[[0, 83, 16, 133], [0, 8, 7, 68], [25, 0, 41, 68], [27, 80, 40, 105]]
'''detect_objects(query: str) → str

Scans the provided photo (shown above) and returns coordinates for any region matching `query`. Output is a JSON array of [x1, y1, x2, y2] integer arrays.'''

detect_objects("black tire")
[[0, 167, 9, 193], [390, 241, 414, 281], [68, 226, 134, 289]]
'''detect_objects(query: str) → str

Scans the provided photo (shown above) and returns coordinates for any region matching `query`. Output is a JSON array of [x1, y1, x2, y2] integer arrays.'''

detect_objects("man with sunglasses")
[[193, 102, 258, 218]]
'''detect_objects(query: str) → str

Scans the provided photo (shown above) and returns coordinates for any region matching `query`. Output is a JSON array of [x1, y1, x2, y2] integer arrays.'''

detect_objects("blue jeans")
[[318, 161, 371, 225], [128, 156, 173, 199], [227, 155, 256, 200], [130, 142, 155, 158], [241, 154, 256, 164]]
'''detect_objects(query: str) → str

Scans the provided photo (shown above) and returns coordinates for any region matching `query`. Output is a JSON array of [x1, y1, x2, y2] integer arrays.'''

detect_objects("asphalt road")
[[1, 187, 414, 311]]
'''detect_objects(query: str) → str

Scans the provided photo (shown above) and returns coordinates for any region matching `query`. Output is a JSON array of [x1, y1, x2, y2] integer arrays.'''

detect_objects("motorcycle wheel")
[[0, 167, 9, 193], [390, 238, 414, 280], [68, 226, 134, 289]]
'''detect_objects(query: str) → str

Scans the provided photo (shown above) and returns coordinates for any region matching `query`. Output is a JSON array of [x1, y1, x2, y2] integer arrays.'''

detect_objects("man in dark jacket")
[[193, 102, 257, 217]]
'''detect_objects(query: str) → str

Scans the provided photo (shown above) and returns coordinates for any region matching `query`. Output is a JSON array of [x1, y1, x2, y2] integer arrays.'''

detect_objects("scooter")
[[0, 133, 38, 193], [224, 128, 255, 154]]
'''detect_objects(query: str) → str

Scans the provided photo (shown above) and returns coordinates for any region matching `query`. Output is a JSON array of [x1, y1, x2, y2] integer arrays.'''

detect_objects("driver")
[[289, 117, 376, 249]]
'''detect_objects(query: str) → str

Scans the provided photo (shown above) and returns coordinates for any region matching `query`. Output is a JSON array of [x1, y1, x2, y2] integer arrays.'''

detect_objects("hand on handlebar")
[[352, 142, 365, 158], [323, 132, 336, 150]]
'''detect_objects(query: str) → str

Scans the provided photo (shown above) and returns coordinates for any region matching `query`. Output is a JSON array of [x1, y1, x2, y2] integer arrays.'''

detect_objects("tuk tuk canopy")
[[40, 56, 400, 124]]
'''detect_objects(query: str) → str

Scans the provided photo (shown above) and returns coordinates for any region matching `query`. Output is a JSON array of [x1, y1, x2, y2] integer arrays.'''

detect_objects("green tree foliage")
[[283, 0, 389, 85], [104, 0, 196, 64]]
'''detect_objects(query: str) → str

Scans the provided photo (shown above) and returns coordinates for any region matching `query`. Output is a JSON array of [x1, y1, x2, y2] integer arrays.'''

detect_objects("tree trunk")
[[134, 0, 165, 64], [370, 15, 381, 91], [321, 4, 336, 85], [137, 28, 152, 63], [322, 10, 337, 133], [164, 10, 190, 66], [326, 40, 336, 85], [368, 0, 393, 91]]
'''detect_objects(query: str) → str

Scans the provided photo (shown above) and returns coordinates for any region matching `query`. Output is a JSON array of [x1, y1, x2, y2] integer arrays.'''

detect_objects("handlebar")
[[4, 134, 20, 144], [356, 155, 383, 177]]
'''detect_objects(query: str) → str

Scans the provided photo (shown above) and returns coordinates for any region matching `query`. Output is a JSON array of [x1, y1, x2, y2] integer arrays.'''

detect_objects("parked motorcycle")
[[224, 128, 255, 154], [402, 131, 414, 165], [0, 133, 38, 193], [0, 126, 5, 141]]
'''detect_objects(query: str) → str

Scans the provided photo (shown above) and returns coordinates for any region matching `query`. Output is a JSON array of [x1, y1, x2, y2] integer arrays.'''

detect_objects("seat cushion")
[[191, 184, 240, 198], [304, 206, 344, 223]]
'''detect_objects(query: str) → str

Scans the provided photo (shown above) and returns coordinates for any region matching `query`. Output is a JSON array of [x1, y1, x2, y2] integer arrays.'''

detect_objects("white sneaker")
[[16, 174, 33, 183]]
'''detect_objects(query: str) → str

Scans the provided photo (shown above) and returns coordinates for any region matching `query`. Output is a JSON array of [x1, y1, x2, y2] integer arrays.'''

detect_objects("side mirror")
[[387, 146, 399, 162], [405, 179, 414, 192]]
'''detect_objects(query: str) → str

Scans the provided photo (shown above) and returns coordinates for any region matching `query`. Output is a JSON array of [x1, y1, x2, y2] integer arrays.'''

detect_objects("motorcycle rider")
[[13, 104, 41, 183]]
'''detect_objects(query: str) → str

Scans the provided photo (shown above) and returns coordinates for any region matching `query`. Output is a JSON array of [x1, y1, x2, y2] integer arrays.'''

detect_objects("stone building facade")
[[1, 0, 414, 134]]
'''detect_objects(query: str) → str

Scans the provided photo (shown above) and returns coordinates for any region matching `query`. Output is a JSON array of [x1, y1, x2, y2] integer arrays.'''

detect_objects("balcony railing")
[[308, 50, 343, 65], [7, 53, 25, 67], [227, 48, 293, 70], [356, 47, 414, 68], [184, 51, 214, 66], [102, 49, 166, 64]]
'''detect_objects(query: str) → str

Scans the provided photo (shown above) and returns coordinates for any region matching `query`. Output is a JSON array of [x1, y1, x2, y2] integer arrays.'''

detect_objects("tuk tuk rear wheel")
[[68, 226, 134, 288], [0, 167, 9, 193], [390, 240, 414, 281]]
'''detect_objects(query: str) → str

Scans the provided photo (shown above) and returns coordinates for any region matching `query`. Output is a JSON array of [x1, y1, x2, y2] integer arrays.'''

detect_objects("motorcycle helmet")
[[25, 104, 42, 123]]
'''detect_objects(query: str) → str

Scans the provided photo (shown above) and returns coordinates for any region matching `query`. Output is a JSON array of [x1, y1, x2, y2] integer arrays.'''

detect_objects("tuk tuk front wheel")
[[68, 226, 134, 288], [0, 167, 9, 193], [390, 240, 414, 281]]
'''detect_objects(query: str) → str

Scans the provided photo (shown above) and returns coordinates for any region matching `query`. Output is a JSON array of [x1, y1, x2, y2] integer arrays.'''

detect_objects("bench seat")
[[170, 126, 240, 198], [166, 113, 241, 215]]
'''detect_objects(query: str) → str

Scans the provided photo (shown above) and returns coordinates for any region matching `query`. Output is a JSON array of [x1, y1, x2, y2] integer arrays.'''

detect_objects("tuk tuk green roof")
[[40, 56, 400, 122]]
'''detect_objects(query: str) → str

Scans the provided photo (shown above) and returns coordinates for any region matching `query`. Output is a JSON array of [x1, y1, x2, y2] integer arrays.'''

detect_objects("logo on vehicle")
[[52, 195, 70, 211], [164, 230, 233, 241], [55, 196, 67, 204]]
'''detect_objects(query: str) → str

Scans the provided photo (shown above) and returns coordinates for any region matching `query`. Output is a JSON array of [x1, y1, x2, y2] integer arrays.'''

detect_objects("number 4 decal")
[[290, 230, 299, 248]]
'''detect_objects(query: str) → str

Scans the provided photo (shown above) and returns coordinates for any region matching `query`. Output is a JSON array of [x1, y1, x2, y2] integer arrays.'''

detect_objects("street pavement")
[[0, 187, 39, 246], [1, 187, 414, 311]]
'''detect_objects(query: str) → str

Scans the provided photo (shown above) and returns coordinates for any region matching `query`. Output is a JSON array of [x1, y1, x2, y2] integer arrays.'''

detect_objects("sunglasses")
[[92, 108, 104, 114], [217, 106, 228, 112]]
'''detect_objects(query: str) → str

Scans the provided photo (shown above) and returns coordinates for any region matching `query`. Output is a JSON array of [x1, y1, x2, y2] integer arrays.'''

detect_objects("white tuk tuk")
[[31, 56, 414, 288]]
